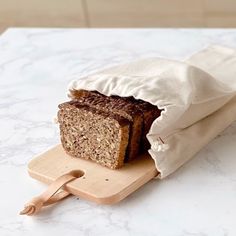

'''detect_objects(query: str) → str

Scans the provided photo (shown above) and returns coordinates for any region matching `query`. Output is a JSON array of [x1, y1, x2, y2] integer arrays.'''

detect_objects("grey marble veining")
[[0, 28, 235, 236]]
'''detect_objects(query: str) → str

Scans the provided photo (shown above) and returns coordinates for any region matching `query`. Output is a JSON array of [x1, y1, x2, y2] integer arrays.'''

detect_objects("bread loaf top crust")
[[59, 100, 131, 127]]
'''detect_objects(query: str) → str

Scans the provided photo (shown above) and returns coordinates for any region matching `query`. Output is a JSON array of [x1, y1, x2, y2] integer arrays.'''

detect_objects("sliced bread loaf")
[[70, 90, 143, 161], [59, 89, 162, 169]]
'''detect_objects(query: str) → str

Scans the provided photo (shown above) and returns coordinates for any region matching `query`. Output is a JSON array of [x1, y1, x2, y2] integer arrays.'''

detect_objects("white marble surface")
[[0, 28, 236, 236]]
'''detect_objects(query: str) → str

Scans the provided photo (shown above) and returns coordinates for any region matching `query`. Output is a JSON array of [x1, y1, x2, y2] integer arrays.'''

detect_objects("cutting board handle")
[[20, 170, 84, 216]]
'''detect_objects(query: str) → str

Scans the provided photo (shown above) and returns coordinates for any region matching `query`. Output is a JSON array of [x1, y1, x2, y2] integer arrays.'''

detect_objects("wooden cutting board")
[[28, 144, 158, 204]]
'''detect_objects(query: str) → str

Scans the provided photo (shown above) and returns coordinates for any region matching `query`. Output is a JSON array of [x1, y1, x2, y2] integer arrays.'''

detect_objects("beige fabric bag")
[[68, 45, 236, 179]]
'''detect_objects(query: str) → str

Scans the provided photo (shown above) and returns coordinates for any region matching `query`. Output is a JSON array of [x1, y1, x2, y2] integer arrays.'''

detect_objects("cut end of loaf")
[[58, 101, 130, 169]]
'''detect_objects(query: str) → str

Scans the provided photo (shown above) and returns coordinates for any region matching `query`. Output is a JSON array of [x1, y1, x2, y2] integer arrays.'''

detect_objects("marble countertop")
[[0, 28, 236, 236]]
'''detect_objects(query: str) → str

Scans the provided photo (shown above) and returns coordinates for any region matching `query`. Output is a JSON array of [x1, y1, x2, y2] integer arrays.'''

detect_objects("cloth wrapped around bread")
[[58, 90, 161, 169]]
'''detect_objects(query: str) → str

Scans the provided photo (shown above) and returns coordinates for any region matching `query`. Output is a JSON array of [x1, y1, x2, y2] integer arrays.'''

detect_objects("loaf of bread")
[[58, 90, 161, 169]]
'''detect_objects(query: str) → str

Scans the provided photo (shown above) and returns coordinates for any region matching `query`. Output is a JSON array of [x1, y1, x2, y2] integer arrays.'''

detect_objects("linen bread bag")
[[66, 45, 236, 178]]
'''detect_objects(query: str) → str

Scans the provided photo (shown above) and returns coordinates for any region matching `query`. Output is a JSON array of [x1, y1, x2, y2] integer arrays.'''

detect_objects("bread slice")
[[58, 101, 130, 169], [140, 106, 161, 151], [70, 90, 143, 161], [129, 98, 162, 152]]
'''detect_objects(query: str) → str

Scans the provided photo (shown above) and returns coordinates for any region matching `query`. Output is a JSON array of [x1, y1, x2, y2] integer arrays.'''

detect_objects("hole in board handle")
[[68, 170, 85, 178]]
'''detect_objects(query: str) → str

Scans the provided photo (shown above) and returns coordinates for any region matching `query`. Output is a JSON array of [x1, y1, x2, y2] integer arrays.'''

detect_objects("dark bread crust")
[[128, 98, 162, 151], [58, 101, 130, 169], [69, 89, 100, 99], [141, 108, 161, 151]]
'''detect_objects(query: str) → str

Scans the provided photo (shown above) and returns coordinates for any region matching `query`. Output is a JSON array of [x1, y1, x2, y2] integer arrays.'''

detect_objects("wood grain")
[[28, 144, 158, 204], [206, 15, 236, 27], [205, 0, 236, 13], [1, 0, 236, 30], [0, 0, 86, 29], [86, 0, 205, 27]]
